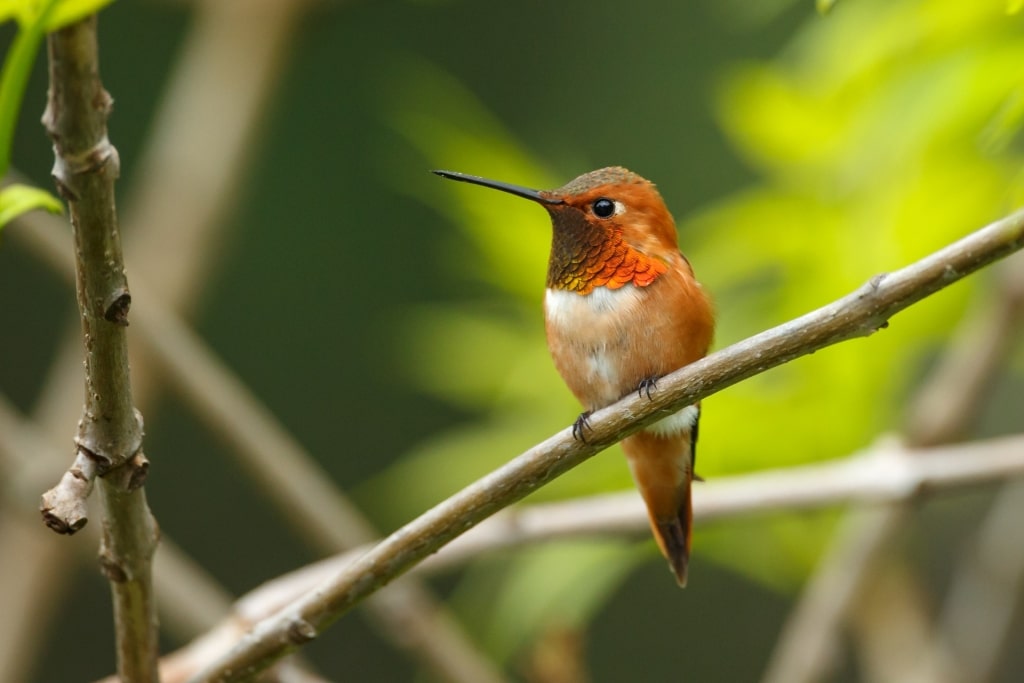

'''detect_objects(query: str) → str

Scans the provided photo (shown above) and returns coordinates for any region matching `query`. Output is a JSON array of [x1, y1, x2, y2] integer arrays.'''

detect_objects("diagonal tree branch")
[[185, 208, 1024, 681], [37, 16, 158, 683], [149, 432, 1024, 680]]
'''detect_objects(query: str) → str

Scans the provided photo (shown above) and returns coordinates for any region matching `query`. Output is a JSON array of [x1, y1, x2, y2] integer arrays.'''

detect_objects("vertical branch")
[[40, 16, 159, 683], [17, 1, 503, 676]]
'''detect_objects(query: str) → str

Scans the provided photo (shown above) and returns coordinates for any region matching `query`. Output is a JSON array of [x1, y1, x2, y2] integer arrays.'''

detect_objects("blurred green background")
[[2, 0, 1023, 680]]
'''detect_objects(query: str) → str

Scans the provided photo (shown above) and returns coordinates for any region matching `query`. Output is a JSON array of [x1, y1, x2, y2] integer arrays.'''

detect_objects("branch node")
[[286, 617, 318, 645], [51, 136, 119, 186], [103, 287, 132, 326], [126, 451, 150, 491], [75, 408, 145, 474], [49, 165, 79, 201], [80, 136, 116, 174], [98, 548, 129, 583], [76, 440, 114, 474], [42, 409, 147, 535]]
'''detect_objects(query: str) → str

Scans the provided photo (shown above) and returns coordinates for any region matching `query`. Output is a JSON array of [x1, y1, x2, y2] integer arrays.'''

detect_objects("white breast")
[[544, 286, 644, 327], [545, 286, 699, 436], [544, 286, 646, 406]]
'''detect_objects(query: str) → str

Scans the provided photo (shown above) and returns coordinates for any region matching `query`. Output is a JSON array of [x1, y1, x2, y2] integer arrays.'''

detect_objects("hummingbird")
[[433, 167, 714, 586]]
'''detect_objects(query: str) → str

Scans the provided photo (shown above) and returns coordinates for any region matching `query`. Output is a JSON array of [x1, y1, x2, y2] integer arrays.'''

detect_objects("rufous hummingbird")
[[434, 166, 714, 586]]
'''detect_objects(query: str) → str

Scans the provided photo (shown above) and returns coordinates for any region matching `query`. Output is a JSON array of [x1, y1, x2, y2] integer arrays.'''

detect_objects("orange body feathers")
[[435, 167, 714, 586]]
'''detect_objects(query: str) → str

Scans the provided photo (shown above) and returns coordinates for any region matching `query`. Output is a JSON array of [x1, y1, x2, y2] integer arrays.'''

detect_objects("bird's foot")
[[638, 376, 660, 400], [571, 411, 593, 442]]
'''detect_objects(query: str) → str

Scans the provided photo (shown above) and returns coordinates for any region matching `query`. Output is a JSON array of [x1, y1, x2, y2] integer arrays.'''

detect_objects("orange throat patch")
[[547, 225, 667, 294]]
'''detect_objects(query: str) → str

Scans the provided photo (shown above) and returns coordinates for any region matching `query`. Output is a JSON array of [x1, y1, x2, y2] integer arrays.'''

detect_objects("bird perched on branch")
[[434, 166, 714, 586]]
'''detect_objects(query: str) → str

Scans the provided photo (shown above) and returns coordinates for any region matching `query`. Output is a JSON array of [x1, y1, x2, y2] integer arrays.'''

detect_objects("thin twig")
[[184, 208, 1024, 682], [147, 433, 1024, 680], [309, 433, 1024, 579], [39, 16, 158, 682], [337, 433, 1024, 575]]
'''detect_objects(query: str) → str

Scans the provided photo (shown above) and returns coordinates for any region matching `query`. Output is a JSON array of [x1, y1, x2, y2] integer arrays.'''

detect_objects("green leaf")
[[0, 1, 22, 24], [0, 0, 114, 28], [0, 183, 63, 231], [0, 0, 114, 177], [816, 0, 838, 14], [46, 0, 116, 30], [0, 0, 65, 176]]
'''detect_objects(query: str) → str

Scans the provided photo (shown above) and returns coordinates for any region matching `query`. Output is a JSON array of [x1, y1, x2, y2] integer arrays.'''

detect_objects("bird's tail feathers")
[[622, 429, 695, 587], [653, 490, 692, 587]]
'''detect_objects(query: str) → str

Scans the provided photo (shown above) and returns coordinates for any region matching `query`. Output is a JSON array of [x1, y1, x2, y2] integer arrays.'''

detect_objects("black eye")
[[592, 198, 616, 218]]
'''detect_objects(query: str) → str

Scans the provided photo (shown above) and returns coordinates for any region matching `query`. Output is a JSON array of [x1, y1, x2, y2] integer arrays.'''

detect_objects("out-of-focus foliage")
[[691, 0, 1024, 582], [362, 0, 1024, 668], [696, 0, 1023, 460], [450, 541, 645, 665], [0, 0, 113, 232], [361, 59, 632, 530], [0, 0, 114, 27], [0, 182, 60, 225], [816, 0, 839, 15]]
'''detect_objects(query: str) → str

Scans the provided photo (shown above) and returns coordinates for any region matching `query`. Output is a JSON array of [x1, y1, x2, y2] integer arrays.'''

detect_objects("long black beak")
[[432, 170, 563, 205]]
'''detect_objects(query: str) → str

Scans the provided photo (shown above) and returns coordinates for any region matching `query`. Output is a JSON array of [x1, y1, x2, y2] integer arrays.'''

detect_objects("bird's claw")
[[572, 411, 593, 442], [638, 376, 659, 400]]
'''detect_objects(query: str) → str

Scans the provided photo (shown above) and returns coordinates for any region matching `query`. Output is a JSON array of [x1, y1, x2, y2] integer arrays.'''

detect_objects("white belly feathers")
[[544, 285, 643, 324], [544, 286, 698, 438]]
